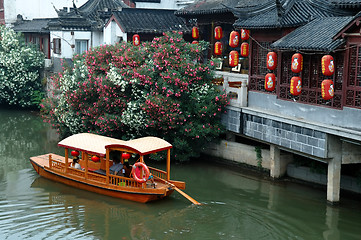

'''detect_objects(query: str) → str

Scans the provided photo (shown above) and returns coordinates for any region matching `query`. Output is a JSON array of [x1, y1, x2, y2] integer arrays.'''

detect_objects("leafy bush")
[[0, 25, 44, 107], [42, 32, 228, 161]]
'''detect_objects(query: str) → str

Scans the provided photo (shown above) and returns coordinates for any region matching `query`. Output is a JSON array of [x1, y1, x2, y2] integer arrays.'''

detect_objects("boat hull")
[[30, 159, 174, 203]]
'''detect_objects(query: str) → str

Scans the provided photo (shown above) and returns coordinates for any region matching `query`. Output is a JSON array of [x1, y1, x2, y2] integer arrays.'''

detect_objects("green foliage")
[[255, 146, 263, 168], [0, 25, 45, 108], [42, 31, 228, 162]]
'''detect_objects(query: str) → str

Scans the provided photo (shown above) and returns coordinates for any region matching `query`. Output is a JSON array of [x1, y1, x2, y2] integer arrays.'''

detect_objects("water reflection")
[[0, 110, 60, 171], [1, 109, 361, 239]]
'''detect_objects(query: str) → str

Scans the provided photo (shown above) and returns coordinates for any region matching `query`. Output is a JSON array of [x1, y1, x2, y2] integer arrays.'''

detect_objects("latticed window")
[[345, 45, 361, 108], [279, 52, 343, 109], [248, 41, 274, 93]]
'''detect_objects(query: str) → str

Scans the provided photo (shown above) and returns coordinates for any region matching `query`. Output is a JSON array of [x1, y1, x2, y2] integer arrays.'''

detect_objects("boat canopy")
[[58, 133, 172, 157]]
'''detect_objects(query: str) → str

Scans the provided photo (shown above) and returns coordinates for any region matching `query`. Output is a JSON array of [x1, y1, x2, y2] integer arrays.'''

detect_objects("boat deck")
[[30, 153, 170, 190]]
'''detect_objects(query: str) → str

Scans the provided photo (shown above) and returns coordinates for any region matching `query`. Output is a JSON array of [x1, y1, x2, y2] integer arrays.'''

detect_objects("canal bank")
[[203, 138, 361, 198], [214, 70, 361, 204]]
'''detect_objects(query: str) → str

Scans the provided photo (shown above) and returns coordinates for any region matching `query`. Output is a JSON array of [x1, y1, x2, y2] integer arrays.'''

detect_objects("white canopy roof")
[[58, 133, 172, 157]]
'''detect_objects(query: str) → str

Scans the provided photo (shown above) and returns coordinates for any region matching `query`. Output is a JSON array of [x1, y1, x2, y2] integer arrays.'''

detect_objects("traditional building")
[[104, 8, 191, 45], [175, 0, 240, 63], [213, 0, 361, 203], [9, 0, 195, 72], [177, 0, 361, 203], [12, 16, 52, 60], [1, 0, 88, 26]]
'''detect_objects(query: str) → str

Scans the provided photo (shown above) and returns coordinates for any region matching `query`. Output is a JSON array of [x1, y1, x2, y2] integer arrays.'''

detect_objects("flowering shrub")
[[0, 25, 44, 107], [42, 32, 228, 161]]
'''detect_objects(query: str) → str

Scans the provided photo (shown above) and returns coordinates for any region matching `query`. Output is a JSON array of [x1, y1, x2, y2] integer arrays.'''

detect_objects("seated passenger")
[[71, 157, 82, 170], [109, 156, 123, 176], [122, 160, 132, 178]]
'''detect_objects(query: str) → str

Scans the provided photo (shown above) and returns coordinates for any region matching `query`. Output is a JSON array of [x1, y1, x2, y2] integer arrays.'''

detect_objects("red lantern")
[[321, 79, 334, 100], [192, 27, 199, 39], [291, 53, 303, 73], [229, 31, 240, 48], [91, 155, 100, 162], [240, 29, 250, 40], [290, 76, 302, 96], [265, 73, 276, 91], [122, 152, 131, 159], [214, 26, 223, 40], [214, 41, 223, 56], [133, 34, 140, 46], [229, 50, 239, 67], [267, 52, 277, 70], [192, 40, 198, 44], [240, 42, 249, 57], [321, 55, 335, 76], [71, 151, 79, 157]]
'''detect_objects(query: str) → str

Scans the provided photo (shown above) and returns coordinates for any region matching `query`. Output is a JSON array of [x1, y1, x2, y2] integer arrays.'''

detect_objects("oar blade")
[[174, 187, 201, 205]]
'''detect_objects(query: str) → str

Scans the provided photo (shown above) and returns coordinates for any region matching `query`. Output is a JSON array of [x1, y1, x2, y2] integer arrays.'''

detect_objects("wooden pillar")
[[65, 148, 68, 173], [48, 154, 52, 169], [106, 149, 110, 185], [166, 149, 170, 181], [84, 152, 88, 179], [140, 155, 145, 188], [211, 21, 215, 57]]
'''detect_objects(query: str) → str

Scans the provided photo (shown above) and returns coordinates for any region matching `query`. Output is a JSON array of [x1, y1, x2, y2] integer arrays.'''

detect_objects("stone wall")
[[242, 113, 327, 158]]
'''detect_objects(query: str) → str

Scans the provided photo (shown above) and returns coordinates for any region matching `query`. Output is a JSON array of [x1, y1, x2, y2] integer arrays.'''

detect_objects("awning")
[[58, 133, 172, 157]]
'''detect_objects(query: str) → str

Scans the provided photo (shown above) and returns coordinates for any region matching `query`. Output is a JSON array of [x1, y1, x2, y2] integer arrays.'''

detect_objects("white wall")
[[51, 30, 92, 59], [104, 19, 127, 45], [92, 30, 104, 47], [4, 0, 88, 25]]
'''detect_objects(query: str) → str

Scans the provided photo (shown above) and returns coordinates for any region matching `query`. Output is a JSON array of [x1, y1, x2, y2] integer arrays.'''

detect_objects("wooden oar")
[[154, 176, 201, 205], [173, 186, 201, 205]]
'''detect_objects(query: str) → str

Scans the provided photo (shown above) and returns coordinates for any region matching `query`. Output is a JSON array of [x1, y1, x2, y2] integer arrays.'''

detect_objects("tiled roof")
[[77, 0, 129, 20], [233, 0, 352, 29], [135, 0, 161, 2], [270, 16, 353, 51], [48, 0, 129, 30], [175, 0, 240, 16], [330, 0, 361, 8], [13, 19, 51, 33], [113, 8, 191, 33], [48, 16, 95, 31]]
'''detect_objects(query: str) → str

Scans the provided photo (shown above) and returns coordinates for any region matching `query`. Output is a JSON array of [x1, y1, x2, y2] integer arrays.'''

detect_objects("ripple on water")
[[0, 185, 97, 240]]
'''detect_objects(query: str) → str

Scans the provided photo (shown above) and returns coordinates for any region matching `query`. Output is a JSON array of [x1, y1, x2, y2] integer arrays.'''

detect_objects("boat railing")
[[87, 171, 107, 184], [67, 167, 85, 178], [148, 167, 167, 180], [49, 157, 66, 172], [48, 155, 142, 187], [109, 175, 141, 188]]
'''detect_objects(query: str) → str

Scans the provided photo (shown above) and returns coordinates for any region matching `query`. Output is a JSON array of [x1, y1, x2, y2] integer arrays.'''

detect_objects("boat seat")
[[92, 169, 106, 175]]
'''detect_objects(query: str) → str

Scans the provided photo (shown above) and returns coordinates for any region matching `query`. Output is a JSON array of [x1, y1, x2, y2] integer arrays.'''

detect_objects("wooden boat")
[[30, 133, 199, 204]]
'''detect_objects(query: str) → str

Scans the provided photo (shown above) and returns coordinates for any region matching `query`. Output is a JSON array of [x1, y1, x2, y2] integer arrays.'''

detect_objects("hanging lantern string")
[[247, 32, 358, 55]]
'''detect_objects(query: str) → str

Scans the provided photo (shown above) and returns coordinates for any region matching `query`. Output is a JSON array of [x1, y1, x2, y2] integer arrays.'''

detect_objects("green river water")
[[0, 109, 361, 240]]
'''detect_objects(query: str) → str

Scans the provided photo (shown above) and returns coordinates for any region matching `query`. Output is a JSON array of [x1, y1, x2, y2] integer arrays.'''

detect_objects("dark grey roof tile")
[[113, 8, 191, 33], [175, 0, 239, 16], [330, 0, 361, 8], [13, 18, 52, 33], [234, 0, 351, 29], [271, 16, 353, 51]]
